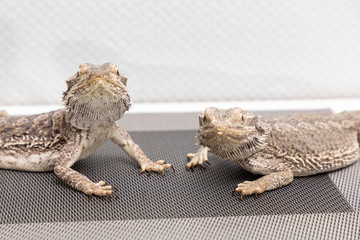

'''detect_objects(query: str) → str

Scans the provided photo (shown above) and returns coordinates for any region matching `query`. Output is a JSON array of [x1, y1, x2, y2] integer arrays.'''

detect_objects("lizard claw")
[[111, 192, 119, 198], [140, 160, 174, 176], [86, 181, 117, 198], [233, 181, 265, 199]]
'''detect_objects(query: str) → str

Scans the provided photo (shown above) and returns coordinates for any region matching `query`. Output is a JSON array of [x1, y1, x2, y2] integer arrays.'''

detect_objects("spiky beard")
[[198, 133, 268, 160], [64, 89, 131, 130]]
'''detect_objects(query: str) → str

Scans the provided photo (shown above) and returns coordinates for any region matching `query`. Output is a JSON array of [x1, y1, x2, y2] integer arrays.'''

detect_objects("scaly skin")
[[0, 63, 174, 197], [187, 107, 360, 199]]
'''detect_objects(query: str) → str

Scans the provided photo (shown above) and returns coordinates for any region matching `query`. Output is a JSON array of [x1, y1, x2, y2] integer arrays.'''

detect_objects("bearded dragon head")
[[63, 63, 131, 129], [196, 107, 270, 160]]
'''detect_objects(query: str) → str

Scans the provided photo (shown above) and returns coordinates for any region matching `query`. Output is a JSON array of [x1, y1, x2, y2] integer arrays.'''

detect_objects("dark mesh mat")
[[0, 130, 353, 224]]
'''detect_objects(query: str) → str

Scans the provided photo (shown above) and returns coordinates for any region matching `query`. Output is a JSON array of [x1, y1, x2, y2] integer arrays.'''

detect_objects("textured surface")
[[2, 0, 360, 105], [0, 110, 359, 240], [1, 212, 359, 240]]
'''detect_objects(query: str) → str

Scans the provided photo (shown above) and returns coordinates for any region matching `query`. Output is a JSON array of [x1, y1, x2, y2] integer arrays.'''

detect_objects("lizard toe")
[[234, 181, 266, 199], [186, 147, 210, 170], [140, 160, 174, 175], [87, 181, 117, 197]]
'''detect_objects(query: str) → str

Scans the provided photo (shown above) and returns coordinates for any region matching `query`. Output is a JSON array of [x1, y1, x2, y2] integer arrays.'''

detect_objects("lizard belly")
[[78, 129, 113, 160], [0, 148, 60, 172], [79, 140, 107, 160]]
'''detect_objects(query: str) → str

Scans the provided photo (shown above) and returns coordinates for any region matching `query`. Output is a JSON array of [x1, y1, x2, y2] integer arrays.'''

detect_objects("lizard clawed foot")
[[86, 181, 118, 198], [140, 160, 174, 176], [233, 181, 266, 199], [186, 146, 210, 170]]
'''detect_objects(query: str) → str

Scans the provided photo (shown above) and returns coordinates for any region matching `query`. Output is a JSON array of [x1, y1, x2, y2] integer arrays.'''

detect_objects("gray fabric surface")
[[0, 110, 359, 239]]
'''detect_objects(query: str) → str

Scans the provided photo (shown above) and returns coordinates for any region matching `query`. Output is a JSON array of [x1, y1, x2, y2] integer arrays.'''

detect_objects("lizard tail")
[[339, 110, 360, 142]]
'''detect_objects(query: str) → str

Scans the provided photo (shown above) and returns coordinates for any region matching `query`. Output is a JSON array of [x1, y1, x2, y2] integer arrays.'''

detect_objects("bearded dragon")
[[187, 107, 360, 198], [0, 63, 173, 197]]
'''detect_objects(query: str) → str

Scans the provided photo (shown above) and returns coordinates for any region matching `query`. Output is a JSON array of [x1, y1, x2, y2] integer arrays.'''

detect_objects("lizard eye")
[[76, 72, 80, 78], [116, 69, 120, 76], [239, 114, 246, 126]]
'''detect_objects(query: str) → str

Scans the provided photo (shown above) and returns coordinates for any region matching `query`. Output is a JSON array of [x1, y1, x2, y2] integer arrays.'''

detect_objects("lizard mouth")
[[204, 135, 267, 160], [197, 127, 268, 160], [200, 127, 257, 142], [70, 77, 127, 92]]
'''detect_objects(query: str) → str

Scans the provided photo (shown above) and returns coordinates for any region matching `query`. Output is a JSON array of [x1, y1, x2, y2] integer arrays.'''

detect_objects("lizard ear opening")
[[255, 121, 270, 135]]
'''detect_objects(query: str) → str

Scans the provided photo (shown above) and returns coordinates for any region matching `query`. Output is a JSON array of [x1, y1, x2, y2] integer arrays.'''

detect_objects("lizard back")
[[0, 109, 73, 152], [264, 112, 360, 176]]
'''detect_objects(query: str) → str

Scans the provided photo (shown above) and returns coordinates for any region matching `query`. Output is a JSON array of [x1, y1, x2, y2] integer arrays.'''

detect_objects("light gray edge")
[[1, 111, 359, 240]]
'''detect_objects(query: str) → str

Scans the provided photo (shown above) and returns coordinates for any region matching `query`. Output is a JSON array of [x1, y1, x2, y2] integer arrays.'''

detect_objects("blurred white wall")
[[1, 0, 360, 105]]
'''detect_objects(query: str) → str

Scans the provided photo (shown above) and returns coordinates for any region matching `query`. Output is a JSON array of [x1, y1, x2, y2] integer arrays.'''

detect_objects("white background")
[[1, 0, 360, 107]]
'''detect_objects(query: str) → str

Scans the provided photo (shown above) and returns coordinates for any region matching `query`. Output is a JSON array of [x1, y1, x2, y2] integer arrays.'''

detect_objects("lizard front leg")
[[233, 155, 294, 198], [54, 141, 115, 197], [111, 124, 174, 175], [186, 146, 210, 169]]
